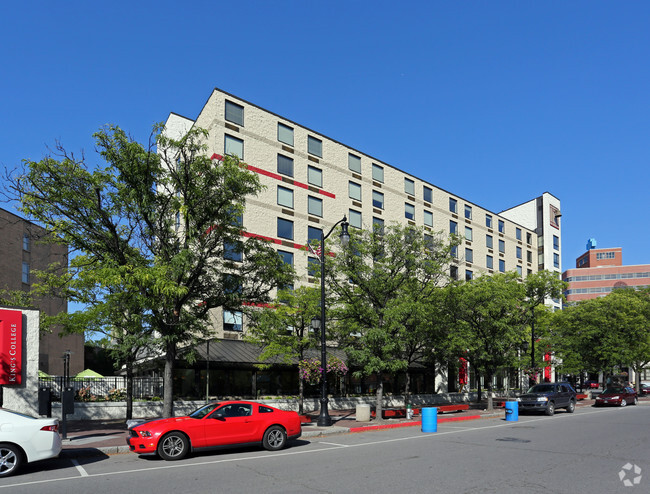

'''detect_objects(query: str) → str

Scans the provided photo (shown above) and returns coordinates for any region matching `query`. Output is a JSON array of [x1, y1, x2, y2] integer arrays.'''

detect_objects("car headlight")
[[516, 397, 521, 402], [610, 396, 619, 400], [537, 397, 548, 402], [138, 430, 152, 437]]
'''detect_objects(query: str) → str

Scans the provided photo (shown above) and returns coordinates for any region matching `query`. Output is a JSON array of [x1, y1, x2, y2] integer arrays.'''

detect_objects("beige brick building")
[[165, 88, 563, 339]]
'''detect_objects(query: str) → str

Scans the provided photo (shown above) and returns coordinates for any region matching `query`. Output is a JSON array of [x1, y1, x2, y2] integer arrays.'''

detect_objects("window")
[[423, 186, 432, 203], [308, 257, 319, 276], [498, 220, 505, 233], [226, 100, 244, 126], [277, 218, 293, 240], [308, 136, 322, 157], [527, 251, 533, 263], [22, 262, 30, 284], [464, 205, 472, 220], [349, 209, 362, 228], [348, 154, 361, 173], [225, 100, 244, 126], [486, 234, 493, 249], [369, 165, 382, 185], [308, 196, 323, 217], [499, 240, 505, 253], [486, 255, 493, 269], [372, 190, 384, 209], [516, 246, 522, 259], [224, 241, 242, 262], [465, 270, 473, 281], [373, 217, 384, 234], [307, 166, 322, 187], [277, 186, 294, 208], [554, 253, 560, 268], [516, 265, 523, 276], [423, 210, 433, 227], [553, 235, 560, 250], [225, 134, 244, 158], [499, 259, 505, 272], [449, 220, 458, 235], [465, 226, 473, 242], [449, 198, 457, 213], [486, 214, 493, 228], [278, 250, 293, 266], [465, 248, 473, 263], [223, 310, 243, 332], [526, 232, 532, 244], [277, 155, 294, 177], [405, 203, 415, 221], [424, 233, 434, 250], [451, 245, 458, 258], [404, 178, 415, 196], [308, 226, 322, 246], [450, 266, 458, 280], [516, 228, 522, 241], [277, 123, 294, 146], [22, 234, 30, 251], [348, 181, 361, 201]]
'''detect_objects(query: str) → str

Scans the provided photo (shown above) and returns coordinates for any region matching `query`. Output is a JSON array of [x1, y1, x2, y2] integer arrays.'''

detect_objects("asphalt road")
[[3, 404, 649, 493]]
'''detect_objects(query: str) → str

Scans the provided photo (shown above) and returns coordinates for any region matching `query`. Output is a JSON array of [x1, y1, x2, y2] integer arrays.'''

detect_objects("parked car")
[[594, 386, 638, 407], [0, 408, 62, 478], [584, 380, 599, 389], [518, 382, 577, 416], [640, 383, 650, 396], [127, 401, 302, 460]]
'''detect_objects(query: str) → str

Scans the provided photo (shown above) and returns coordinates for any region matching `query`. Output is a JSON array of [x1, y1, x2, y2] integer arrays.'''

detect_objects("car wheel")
[[566, 400, 576, 413], [545, 402, 555, 416], [262, 425, 287, 451], [621, 399, 627, 407], [0, 444, 22, 478], [633, 397, 638, 405], [157, 432, 189, 461]]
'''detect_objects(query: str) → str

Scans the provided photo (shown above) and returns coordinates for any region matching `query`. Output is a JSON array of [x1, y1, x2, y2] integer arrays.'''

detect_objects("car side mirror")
[[211, 412, 225, 419]]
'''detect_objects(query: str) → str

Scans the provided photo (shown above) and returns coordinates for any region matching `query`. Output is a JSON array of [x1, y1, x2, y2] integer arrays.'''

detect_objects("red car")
[[594, 386, 638, 407], [127, 401, 302, 460]]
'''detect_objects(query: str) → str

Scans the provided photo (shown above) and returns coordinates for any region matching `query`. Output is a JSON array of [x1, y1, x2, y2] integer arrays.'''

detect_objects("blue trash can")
[[505, 400, 518, 422], [421, 407, 438, 433]]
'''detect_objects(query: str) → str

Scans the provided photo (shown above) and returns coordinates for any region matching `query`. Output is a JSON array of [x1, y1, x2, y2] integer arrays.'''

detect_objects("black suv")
[[518, 382, 577, 416]]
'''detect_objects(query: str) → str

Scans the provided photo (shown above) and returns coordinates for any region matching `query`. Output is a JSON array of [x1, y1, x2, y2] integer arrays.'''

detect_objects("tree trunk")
[[163, 341, 176, 418], [298, 378, 304, 416], [375, 374, 383, 421], [125, 360, 134, 420], [485, 372, 494, 411], [404, 371, 411, 409]]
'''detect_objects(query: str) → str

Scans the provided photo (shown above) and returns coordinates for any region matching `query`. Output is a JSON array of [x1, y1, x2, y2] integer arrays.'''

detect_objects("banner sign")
[[0, 309, 22, 385]]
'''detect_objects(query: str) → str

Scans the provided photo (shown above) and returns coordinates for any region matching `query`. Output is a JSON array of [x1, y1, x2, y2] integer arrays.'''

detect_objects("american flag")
[[308, 243, 322, 258]]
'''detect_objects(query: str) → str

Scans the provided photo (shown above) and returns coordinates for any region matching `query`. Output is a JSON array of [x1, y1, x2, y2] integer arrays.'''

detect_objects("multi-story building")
[[0, 208, 82, 375], [563, 239, 650, 302], [165, 88, 564, 339]]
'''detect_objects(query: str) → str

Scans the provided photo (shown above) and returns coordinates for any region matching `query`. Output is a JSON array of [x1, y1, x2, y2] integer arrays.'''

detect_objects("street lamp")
[[314, 215, 349, 427]]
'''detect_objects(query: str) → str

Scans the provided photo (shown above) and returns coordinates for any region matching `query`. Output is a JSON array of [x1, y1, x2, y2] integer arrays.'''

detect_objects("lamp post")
[[313, 216, 349, 427]]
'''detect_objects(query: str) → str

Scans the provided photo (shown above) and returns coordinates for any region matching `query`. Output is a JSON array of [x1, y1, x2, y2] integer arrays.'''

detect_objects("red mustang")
[[127, 401, 302, 460]]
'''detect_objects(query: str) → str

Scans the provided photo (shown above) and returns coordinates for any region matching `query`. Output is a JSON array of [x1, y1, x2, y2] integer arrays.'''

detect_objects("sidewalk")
[[59, 396, 618, 459]]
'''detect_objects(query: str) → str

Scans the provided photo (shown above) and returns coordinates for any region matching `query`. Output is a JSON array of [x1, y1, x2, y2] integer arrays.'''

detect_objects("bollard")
[[505, 400, 519, 422], [356, 404, 371, 422], [421, 407, 437, 433], [406, 403, 413, 420]]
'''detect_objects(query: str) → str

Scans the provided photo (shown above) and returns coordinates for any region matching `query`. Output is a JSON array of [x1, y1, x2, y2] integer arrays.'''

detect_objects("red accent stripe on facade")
[[211, 154, 335, 198]]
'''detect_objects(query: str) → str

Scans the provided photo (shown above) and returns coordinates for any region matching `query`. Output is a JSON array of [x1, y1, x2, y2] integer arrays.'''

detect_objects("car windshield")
[[188, 403, 222, 419], [527, 384, 555, 393], [603, 387, 624, 395]]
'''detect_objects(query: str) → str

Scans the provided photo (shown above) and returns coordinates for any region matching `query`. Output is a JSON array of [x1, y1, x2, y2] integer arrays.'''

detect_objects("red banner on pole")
[[544, 352, 552, 382], [0, 309, 22, 385]]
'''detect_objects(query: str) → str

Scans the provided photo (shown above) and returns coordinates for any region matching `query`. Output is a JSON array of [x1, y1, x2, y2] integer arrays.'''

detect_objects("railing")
[[38, 376, 163, 401]]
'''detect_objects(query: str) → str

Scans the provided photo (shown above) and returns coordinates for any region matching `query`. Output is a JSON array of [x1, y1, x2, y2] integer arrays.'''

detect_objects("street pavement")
[[58, 395, 619, 458]]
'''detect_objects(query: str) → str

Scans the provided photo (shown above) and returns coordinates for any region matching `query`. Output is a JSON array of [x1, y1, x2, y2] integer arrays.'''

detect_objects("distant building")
[[562, 239, 650, 302], [0, 208, 83, 375]]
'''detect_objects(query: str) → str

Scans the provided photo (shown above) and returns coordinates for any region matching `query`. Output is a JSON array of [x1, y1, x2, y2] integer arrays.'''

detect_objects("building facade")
[[563, 240, 650, 302], [0, 208, 82, 375], [166, 88, 564, 339]]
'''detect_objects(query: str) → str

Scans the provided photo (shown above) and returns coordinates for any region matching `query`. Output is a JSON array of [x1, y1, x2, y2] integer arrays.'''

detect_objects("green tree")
[[328, 223, 457, 420], [245, 286, 321, 414], [8, 125, 293, 417], [446, 272, 527, 410]]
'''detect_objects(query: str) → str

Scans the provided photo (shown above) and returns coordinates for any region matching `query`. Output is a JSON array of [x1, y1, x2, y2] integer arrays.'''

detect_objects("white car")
[[0, 408, 62, 477]]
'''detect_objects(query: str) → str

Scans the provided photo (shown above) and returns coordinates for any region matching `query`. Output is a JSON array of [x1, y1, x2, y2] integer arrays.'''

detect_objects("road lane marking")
[[71, 459, 89, 477], [320, 441, 349, 447]]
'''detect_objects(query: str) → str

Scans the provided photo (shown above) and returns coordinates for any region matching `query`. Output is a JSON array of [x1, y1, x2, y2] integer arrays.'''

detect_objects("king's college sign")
[[0, 309, 22, 385]]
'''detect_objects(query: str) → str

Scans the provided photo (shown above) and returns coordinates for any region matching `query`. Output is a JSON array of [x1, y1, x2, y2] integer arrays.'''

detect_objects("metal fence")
[[38, 376, 163, 401]]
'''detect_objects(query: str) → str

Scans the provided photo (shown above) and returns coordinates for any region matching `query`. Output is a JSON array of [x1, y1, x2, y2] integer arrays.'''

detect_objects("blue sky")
[[2, 1, 649, 270]]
